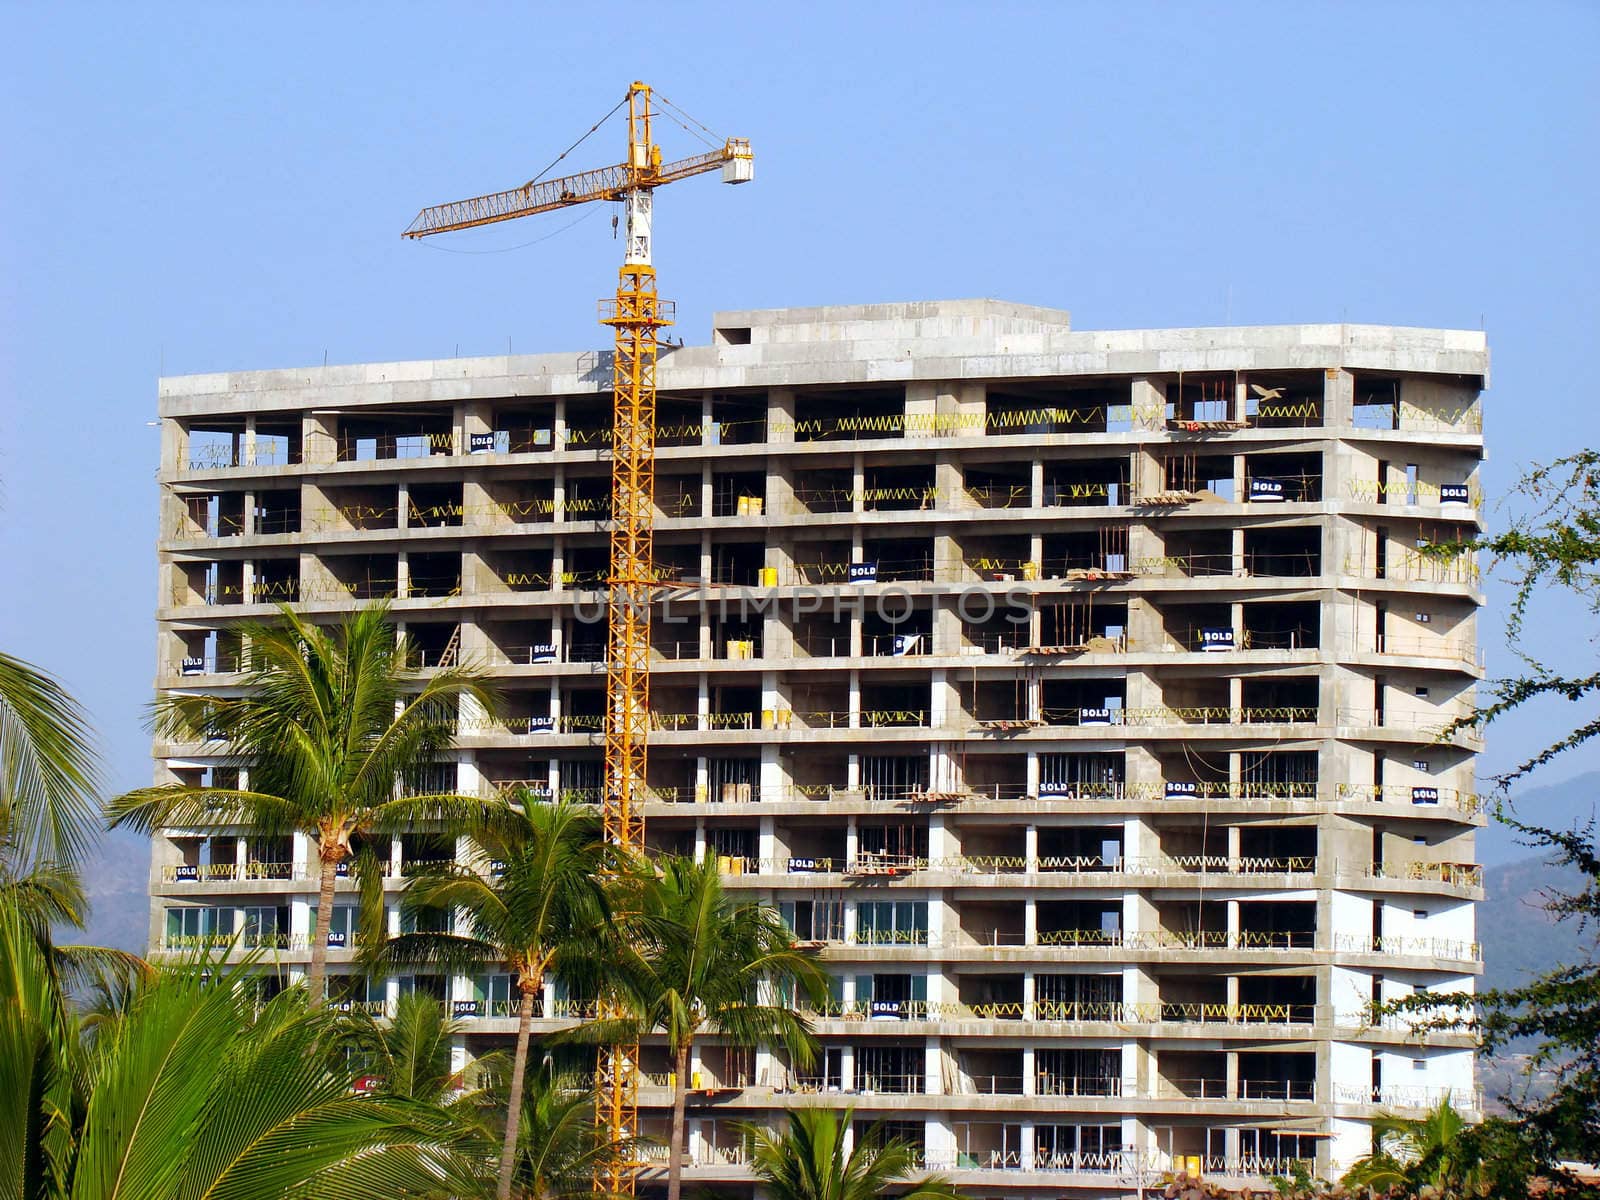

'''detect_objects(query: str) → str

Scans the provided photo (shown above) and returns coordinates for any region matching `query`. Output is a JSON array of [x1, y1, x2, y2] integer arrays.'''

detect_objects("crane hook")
[[611, 212, 619, 239]]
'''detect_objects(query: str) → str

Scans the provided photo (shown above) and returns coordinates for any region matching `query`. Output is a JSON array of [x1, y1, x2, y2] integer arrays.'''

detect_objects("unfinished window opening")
[[857, 823, 929, 865], [1045, 456, 1130, 507], [655, 473, 701, 520], [492, 401, 555, 453], [791, 467, 853, 515], [1245, 526, 1321, 577], [1038, 597, 1126, 650], [780, 895, 845, 943], [964, 462, 1031, 510], [562, 401, 613, 452], [1354, 374, 1403, 431], [186, 423, 246, 471], [400, 622, 459, 669], [408, 482, 463, 528], [710, 393, 766, 444], [1166, 374, 1239, 427], [406, 551, 461, 599], [963, 533, 1031, 583], [1158, 527, 1233, 578], [253, 489, 299, 535], [863, 463, 935, 511], [336, 409, 455, 461], [251, 559, 299, 604], [1240, 750, 1318, 798], [859, 755, 929, 800], [793, 387, 905, 443], [654, 396, 702, 449], [563, 542, 608, 590], [711, 613, 762, 660], [558, 758, 603, 804], [484, 547, 553, 593], [859, 682, 928, 728], [1036, 901, 1122, 946], [1039, 752, 1125, 799], [1242, 371, 1323, 429], [1243, 600, 1320, 650], [319, 483, 398, 532], [1240, 676, 1319, 721], [711, 540, 765, 587], [708, 684, 760, 731], [1150, 451, 1233, 503], [1037, 826, 1123, 870], [1036, 1047, 1121, 1097], [1245, 450, 1322, 503], [711, 470, 766, 518], [986, 380, 1123, 436], [1041, 526, 1129, 577], [1040, 679, 1125, 726], [562, 473, 611, 523], [863, 603, 931, 657], [863, 535, 934, 583]]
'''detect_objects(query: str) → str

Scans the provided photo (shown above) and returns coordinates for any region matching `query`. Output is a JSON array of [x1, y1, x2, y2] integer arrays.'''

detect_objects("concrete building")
[[148, 300, 1488, 1195]]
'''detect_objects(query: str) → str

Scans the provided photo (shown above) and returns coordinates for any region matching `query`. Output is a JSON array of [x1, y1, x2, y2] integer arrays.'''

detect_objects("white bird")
[[1251, 384, 1287, 402]]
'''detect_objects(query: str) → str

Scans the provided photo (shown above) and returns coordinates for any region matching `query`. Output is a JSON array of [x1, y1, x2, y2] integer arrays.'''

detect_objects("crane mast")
[[402, 82, 752, 1197], [595, 82, 661, 1198]]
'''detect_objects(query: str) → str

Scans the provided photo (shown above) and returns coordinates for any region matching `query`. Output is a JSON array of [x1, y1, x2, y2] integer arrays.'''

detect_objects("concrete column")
[[1324, 367, 1355, 427], [1024, 898, 1037, 946], [302, 412, 337, 465], [767, 388, 796, 445]]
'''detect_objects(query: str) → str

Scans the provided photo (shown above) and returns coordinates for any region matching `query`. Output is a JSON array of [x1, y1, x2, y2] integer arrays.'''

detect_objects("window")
[[166, 906, 228, 945], [1036, 1124, 1122, 1168], [309, 904, 360, 947], [1413, 909, 1429, 921], [467, 973, 516, 1018], [240, 905, 288, 948], [856, 900, 928, 945], [855, 972, 928, 1018], [780, 895, 845, 942]]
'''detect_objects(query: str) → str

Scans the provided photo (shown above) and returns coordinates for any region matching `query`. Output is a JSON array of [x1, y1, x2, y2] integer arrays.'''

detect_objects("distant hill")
[[77, 828, 151, 954], [1480, 853, 1593, 992], [1478, 770, 1600, 866]]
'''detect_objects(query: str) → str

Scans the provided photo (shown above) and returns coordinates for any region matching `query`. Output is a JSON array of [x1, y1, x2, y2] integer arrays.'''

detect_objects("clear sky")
[[2, 0, 1597, 811]]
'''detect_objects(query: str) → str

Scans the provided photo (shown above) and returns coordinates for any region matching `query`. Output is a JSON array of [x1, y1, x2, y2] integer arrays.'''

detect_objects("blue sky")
[[2, 0, 1597, 808]]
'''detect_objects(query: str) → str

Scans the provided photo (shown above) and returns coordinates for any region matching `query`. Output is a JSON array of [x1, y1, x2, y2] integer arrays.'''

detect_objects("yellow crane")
[[403, 82, 753, 1196]]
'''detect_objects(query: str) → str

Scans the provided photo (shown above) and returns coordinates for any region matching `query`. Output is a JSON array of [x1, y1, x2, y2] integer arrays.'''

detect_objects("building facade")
[[149, 301, 1487, 1195]]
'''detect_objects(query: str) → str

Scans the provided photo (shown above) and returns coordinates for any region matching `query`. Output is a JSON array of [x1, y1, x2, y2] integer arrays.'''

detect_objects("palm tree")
[[338, 988, 503, 1109], [0, 897, 492, 1200], [0, 651, 146, 1001], [508, 1062, 623, 1200], [0, 648, 100, 874], [739, 1108, 962, 1200], [378, 795, 610, 1200], [1342, 1097, 1472, 1191], [612, 854, 827, 1200], [106, 601, 502, 1005]]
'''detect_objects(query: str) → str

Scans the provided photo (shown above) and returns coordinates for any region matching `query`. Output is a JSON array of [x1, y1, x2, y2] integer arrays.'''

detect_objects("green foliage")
[[738, 1107, 962, 1200], [0, 897, 492, 1200], [106, 602, 504, 1004], [603, 855, 828, 1200], [0, 649, 101, 874], [378, 797, 610, 1200], [1382, 451, 1600, 1182]]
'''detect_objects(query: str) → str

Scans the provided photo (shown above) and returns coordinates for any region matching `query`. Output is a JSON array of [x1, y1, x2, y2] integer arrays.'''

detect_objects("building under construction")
[[147, 300, 1487, 1194]]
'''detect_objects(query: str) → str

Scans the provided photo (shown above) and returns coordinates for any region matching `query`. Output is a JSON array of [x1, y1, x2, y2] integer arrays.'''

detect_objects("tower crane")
[[403, 82, 753, 1196]]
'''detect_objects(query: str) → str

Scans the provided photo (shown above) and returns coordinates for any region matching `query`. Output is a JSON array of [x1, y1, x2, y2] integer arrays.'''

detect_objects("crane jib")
[[401, 143, 747, 239]]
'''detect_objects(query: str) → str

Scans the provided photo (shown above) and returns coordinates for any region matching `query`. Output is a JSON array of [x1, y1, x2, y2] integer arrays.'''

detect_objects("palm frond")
[[0, 649, 101, 872]]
